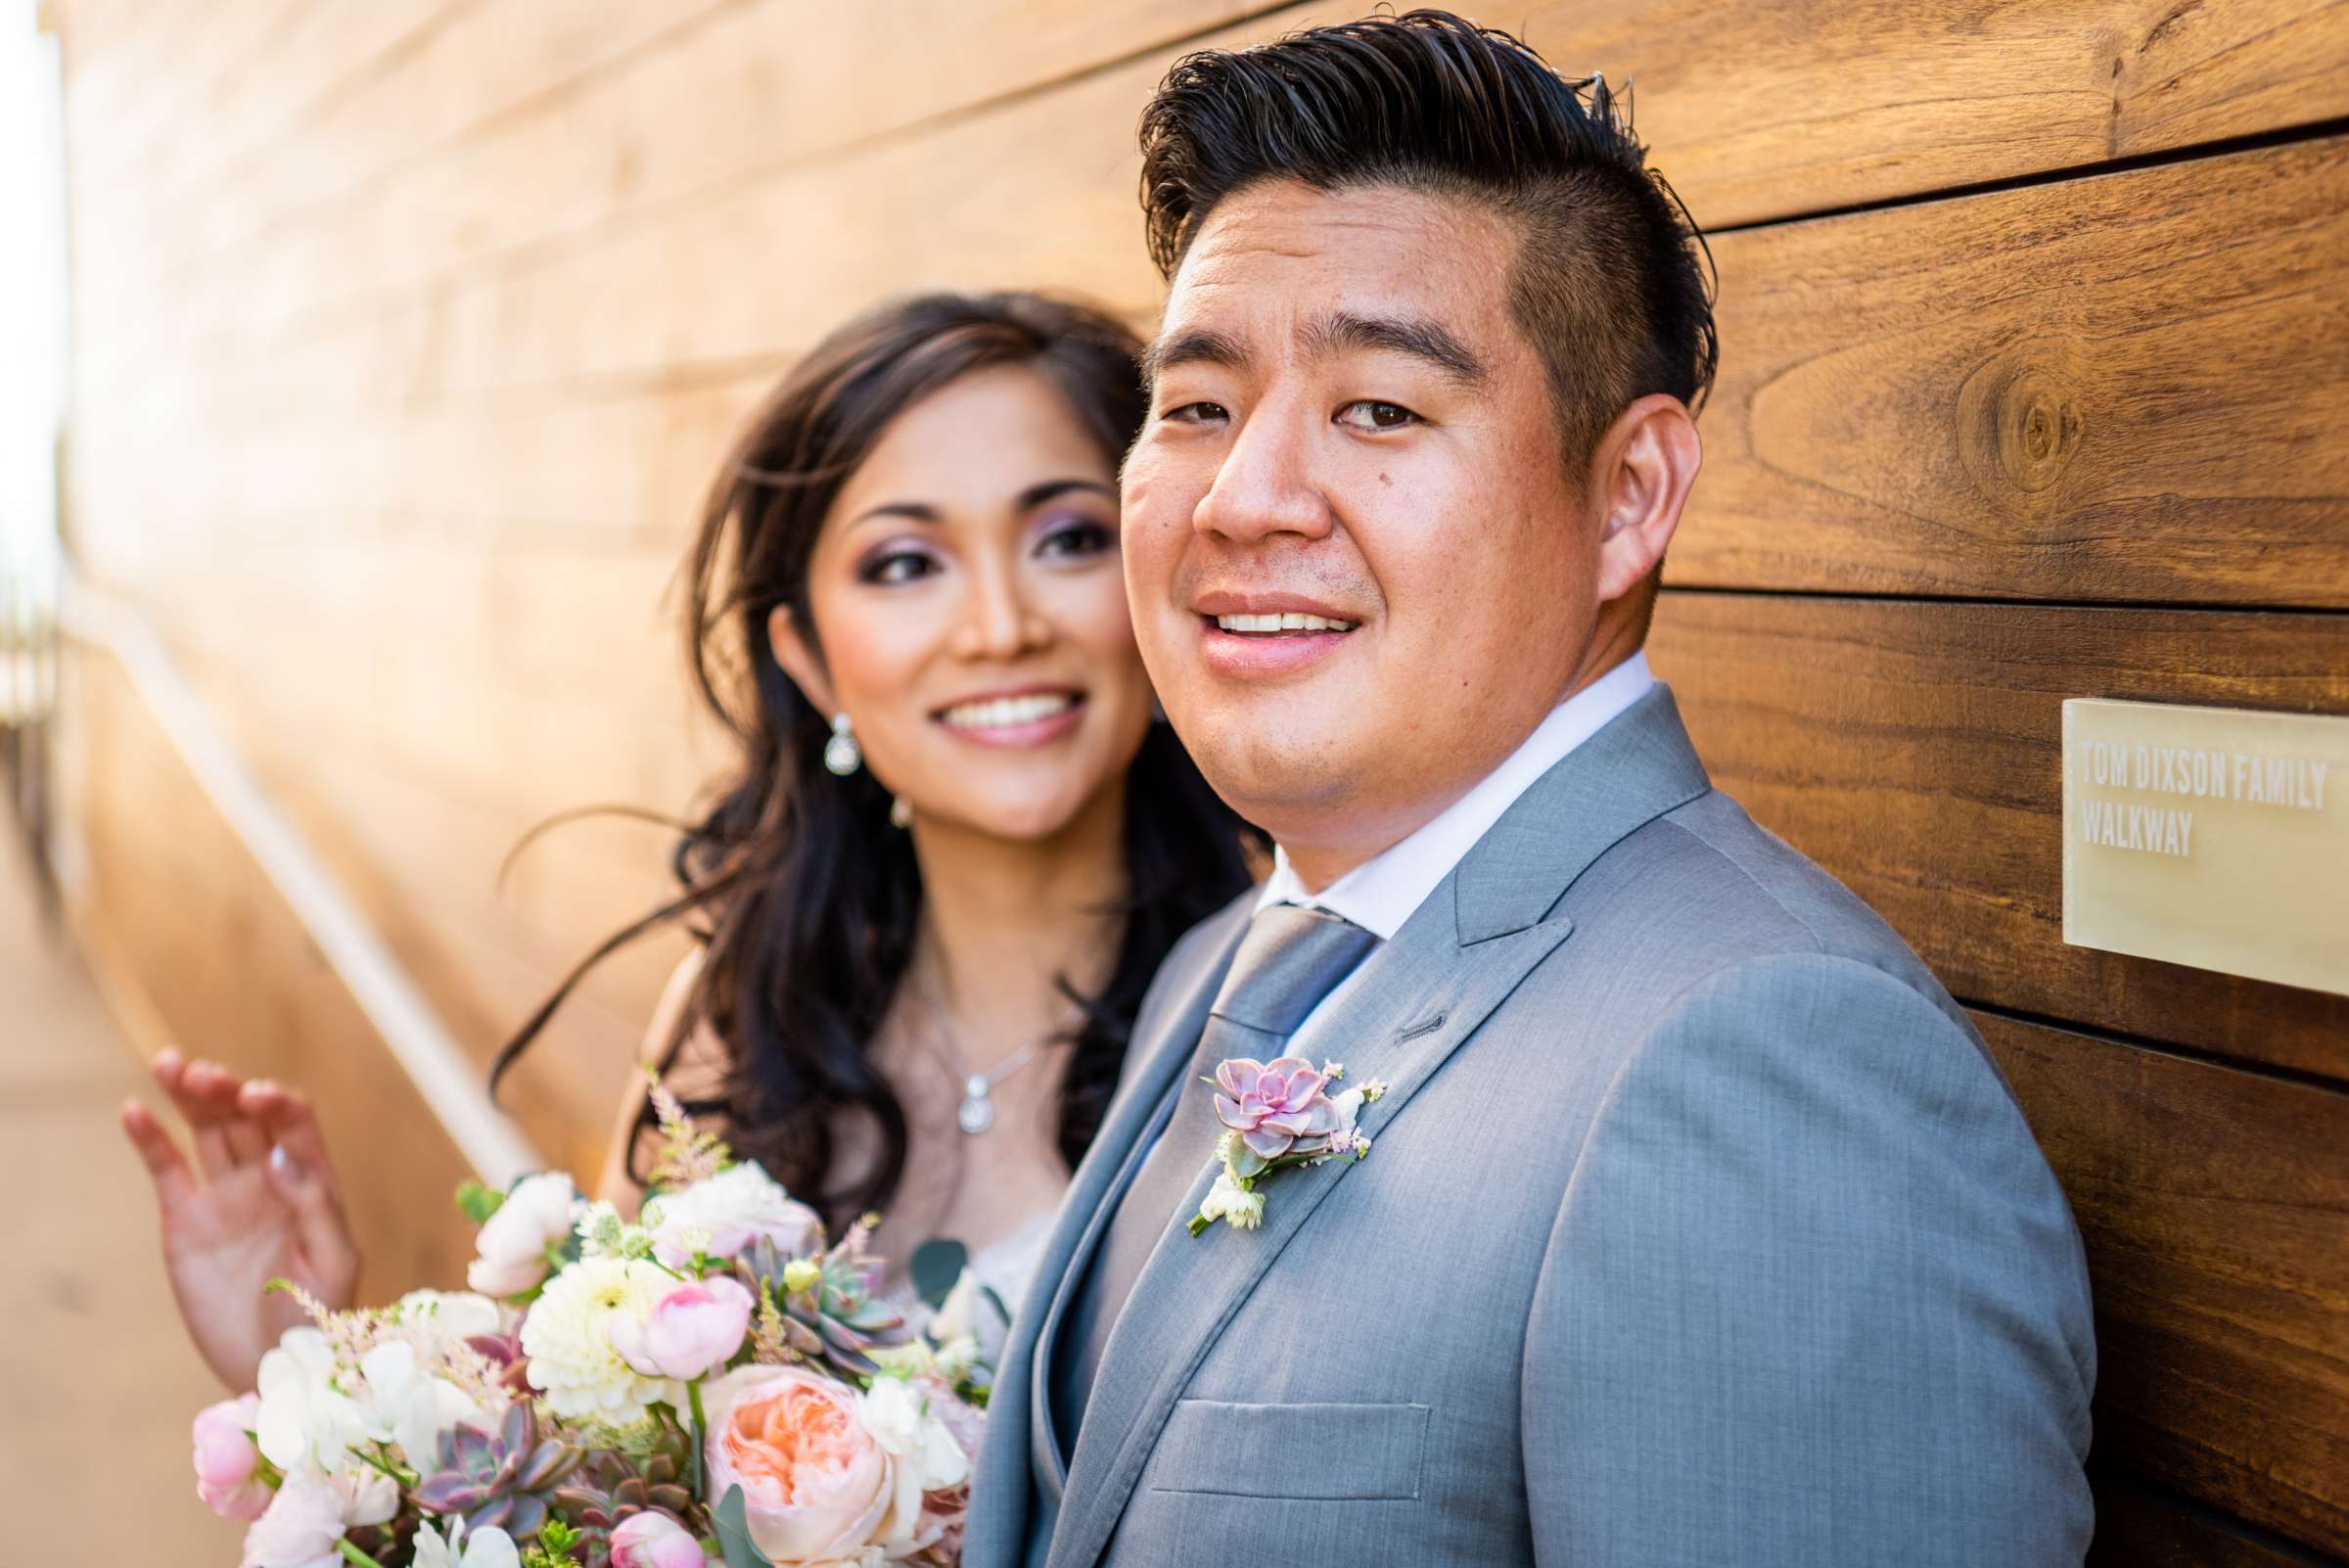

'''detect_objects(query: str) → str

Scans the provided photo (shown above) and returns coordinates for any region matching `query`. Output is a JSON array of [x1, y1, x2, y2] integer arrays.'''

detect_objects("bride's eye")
[[1036, 518, 1114, 560], [857, 546, 941, 585], [1335, 399, 1421, 431]]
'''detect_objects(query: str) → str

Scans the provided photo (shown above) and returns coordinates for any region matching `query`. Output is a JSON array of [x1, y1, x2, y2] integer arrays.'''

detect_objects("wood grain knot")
[[1959, 349, 2086, 501]]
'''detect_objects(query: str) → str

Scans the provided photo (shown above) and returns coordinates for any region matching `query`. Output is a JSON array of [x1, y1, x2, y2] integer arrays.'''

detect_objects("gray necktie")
[[1052, 902, 1380, 1448]]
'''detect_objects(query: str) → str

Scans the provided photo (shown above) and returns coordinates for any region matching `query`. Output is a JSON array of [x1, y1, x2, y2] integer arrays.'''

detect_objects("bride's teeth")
[[941, 692, 1077, 729], [1215, 613, 1357, 633]]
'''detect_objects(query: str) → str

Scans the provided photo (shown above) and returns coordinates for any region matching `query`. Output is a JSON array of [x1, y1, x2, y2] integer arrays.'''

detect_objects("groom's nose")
[[1192, 396, 1333, 547]]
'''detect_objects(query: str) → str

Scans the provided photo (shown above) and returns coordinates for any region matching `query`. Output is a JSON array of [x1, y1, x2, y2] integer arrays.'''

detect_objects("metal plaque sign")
[[2062, 698, 2348, 996]]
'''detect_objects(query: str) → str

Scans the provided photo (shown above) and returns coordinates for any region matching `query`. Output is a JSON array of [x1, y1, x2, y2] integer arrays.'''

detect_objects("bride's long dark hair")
[[491, 291, 1260, 1233]]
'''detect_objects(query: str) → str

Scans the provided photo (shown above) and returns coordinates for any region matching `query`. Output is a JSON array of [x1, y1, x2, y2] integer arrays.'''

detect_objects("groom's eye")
[[1335, 399, 1422, 431], [1162, 400, 1229, 426]]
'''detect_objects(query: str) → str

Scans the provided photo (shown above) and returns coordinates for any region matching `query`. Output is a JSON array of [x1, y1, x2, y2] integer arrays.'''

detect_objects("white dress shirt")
[[1257, 651, 1656, 1040]]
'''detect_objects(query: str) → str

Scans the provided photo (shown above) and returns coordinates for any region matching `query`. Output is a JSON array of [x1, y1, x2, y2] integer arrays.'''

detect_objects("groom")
[[970, 13, 2096, 1566]]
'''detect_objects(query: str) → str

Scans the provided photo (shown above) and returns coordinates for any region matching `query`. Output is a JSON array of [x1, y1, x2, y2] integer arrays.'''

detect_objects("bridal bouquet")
[[190, 1080, 989, 1568]]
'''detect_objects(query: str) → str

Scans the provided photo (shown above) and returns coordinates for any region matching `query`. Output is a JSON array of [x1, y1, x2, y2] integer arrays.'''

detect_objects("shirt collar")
[[1255, 651, 1657, 939]]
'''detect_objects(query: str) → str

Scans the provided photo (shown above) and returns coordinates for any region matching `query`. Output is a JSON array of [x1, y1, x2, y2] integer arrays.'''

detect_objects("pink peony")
[[610, 1510, 705, 1568], [1212, 1055, 1348, 1160], [703, 1364, 901, 1564], [193, 1394, 271, 1521], [609, 1276, 754, 1382]]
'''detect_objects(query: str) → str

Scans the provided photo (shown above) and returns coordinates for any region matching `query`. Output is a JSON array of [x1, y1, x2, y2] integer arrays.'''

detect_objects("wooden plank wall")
[[45, 0, 2349, 1556]]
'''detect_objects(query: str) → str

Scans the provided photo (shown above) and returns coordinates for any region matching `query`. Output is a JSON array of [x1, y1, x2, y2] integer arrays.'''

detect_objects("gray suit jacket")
[[967, 687, 2096, 1568]]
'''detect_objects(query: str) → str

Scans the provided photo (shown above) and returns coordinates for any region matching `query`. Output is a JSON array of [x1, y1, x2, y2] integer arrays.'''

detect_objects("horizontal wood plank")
[[70, 645, 484, 1293], [1505, 0, 2349, 229], [68, 0, 2349, 389], [1987, 1015, 2349, 1557], [1646, 593, 2349, 1076], [78, 135, 2349, 621], [1681, 135, 2349, 608], [64, 0, 1275, 384]]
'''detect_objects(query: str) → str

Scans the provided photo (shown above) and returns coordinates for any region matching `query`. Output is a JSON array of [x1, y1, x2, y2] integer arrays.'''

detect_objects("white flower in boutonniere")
[[1188, 1056, 1387, 1237]]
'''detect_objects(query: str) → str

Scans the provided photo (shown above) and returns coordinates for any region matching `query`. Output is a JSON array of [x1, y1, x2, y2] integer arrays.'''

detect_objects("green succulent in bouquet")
[[414, 1400, 584, 1537], [743, 1225, 909, 1378]]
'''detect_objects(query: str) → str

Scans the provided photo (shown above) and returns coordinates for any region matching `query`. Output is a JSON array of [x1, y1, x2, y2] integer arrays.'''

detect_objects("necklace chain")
[[908, 979, 1068, 1136]]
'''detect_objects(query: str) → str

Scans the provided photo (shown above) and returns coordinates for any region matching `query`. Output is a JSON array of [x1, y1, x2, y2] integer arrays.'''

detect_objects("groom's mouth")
[[1192, 595, 1361, 679], [1209, 612, 1359, 635]]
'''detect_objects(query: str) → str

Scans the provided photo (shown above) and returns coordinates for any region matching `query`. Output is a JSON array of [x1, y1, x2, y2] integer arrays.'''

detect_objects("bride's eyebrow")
[[847, 501, 944, 528], [1019, 479, 1117, 510]]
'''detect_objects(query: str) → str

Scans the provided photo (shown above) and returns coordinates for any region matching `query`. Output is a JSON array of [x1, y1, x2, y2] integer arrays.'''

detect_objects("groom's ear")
[[1588, 392, 1703, 605], [765, 603, 840, 718]]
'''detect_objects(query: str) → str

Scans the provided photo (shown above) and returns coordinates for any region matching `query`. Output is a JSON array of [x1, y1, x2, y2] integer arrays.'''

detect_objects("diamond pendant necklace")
[[909, 980, 1059, 1136], [953, 1040, 1044, 1134]]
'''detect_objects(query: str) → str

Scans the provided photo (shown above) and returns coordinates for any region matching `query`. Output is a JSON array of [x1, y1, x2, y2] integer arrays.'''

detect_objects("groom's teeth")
[[941, 692, 1077, 729], [1215, 613, 1357, 633]]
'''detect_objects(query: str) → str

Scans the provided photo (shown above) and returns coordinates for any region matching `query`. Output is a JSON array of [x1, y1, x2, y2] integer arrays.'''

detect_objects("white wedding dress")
[[884, 1206, 1060, 1364]]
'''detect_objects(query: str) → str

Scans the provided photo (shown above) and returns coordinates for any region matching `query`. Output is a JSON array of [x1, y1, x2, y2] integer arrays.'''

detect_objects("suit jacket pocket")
[[1146, 1400, 1428, 1500]]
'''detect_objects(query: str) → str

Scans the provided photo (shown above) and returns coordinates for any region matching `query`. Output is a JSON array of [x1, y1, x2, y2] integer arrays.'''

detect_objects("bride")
[[120, 290, 1262, 1393]]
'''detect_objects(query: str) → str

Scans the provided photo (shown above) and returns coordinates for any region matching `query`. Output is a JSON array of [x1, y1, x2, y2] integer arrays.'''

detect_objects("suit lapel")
[[1021, 899, 1251, 1497], [1039, 684, 1712, 1568], [1042, 894, 1573, 1568]]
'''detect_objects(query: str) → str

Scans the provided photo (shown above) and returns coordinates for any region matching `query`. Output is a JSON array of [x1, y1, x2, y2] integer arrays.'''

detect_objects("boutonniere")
[[1189, 1056, 1387, 1237]]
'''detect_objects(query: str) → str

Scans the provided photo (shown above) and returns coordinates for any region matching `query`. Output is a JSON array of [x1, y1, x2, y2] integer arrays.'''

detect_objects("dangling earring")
[[822, 713, 862, 776], [890, 796, 912, 829]]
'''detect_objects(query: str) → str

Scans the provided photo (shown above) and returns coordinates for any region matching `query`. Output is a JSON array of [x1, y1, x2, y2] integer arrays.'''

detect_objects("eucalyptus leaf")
[[910, 1237, 970, 1309], [714, 1484, 776, 1568]]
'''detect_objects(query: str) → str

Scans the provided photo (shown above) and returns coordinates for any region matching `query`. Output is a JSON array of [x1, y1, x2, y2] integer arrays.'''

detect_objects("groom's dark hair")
[[1137, 9, 1717, 473]]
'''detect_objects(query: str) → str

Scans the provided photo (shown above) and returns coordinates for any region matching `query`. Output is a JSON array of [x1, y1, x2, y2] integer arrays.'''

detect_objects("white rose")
[[642, 1162, 820, 1268], [466, 1173, 579, 1297], [253, 1329, 370, 1478]]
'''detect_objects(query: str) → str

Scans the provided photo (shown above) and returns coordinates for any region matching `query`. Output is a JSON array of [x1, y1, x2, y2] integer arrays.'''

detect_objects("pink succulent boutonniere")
[[1188, 1056, 1388, 1237]]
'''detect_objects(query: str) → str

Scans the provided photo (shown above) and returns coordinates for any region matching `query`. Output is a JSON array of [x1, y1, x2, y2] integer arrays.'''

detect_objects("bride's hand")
[[119, 1047, 362, 1392]]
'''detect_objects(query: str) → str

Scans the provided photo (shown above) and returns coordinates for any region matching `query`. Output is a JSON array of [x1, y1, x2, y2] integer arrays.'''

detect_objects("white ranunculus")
[[253, 1329, 370, 1478], [641, 1162, 820, 1268], [410, 1517, 521, 1568], [358, 1340, 484, 1466], [467, 1173, 579, 1297], [519, 1255, 679, 1422]]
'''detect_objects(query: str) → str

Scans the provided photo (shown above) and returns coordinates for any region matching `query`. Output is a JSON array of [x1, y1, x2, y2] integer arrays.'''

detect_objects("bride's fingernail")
[[268, 1144, 297, 1178]]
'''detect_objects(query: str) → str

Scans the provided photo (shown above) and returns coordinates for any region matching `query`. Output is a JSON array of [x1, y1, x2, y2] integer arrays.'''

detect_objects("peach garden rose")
[[703, 1363, 902, 1565]]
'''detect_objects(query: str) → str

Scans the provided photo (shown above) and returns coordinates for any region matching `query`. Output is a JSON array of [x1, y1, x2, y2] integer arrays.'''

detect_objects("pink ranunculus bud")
[[191, 1394, 270, 1521], [608, 1275, 754, 1382], [610, 1509, 706, 1568]]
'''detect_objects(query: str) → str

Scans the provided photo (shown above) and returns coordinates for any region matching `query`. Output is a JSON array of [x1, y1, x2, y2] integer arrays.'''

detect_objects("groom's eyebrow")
[[1141, 327, 1249, 387], [1302, 309, 1490, 389]]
